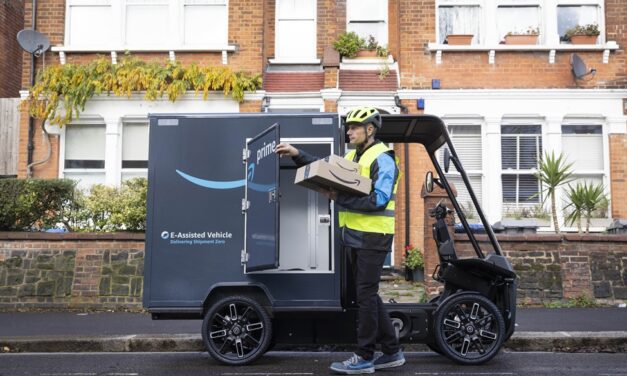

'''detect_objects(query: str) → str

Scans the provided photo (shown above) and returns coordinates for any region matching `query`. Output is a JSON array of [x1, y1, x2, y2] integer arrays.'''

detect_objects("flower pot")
[[446, 34, 473, 45], [504, 34, 538, 45], [411, 268, 424, 282], [570, 35, 598, 45], [355, 49, 379, 58]]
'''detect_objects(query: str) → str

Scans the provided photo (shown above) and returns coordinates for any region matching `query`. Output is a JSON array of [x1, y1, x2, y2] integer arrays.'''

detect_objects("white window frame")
[[559, 117, 608, 215], [273, 0, 319, 64], [555, 1, 605, 44], [436, 0, 485, 45], [346, 0, 389, 47], [439, 120, 485, 221], [500, 121, 544, 211], [59, 115, 107, 188], [63, 0, 231, 51], [121, 116, 150, 181]]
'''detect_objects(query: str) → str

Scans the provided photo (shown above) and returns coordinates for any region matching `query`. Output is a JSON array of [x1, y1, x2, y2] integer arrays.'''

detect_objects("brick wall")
[[421, 188, 627, 303], [2, 231, 624, 310], [444, 233, 627, 303], [0, 0, 24, 98], [0, 233, 144, 309]]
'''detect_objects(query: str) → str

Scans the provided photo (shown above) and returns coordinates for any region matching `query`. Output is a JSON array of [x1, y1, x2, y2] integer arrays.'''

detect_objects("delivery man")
[[276, 107, 405, 374]]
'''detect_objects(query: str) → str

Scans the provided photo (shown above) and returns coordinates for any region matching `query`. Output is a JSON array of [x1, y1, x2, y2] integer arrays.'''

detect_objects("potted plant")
[[564, 181, 608, 233], [403, 245, 424, 282], [446, 34, 474, 45], [333, 31, 365, 59], [504, 26, 539, 45], [564, 23, 600, 45], [355, 35, 380, 58]]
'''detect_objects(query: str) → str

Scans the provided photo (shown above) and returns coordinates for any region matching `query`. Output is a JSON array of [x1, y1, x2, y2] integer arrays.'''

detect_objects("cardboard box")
[[323, 154, 361, 175], [294, 159, 371, 196]]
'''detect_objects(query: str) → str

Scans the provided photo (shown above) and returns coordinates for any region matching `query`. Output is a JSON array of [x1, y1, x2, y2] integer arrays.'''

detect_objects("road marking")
[[415, 373, 516, 375], [221, 373, 313, 376], [40, 373, 96, 376]]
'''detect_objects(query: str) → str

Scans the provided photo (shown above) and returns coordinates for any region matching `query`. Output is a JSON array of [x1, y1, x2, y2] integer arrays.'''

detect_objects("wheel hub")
[[231, 325, 242, 336], [465, 325, 475, 334]]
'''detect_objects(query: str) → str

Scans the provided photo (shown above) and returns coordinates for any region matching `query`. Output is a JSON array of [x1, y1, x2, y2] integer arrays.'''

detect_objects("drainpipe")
[[26, 0, 37, 178], [394, 95, 410, 277]]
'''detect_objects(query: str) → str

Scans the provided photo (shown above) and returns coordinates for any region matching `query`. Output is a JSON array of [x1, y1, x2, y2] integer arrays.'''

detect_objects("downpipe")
[[25, 0, 52, 178]]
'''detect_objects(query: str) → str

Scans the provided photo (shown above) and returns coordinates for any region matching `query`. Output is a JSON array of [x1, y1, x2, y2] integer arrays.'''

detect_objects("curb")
[[1, 332, 625, 354]]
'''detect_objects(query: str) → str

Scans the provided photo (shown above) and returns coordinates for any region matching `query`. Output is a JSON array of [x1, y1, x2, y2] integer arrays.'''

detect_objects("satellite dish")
[[570, 53, 596, 80], [17, 29, 50, 57]]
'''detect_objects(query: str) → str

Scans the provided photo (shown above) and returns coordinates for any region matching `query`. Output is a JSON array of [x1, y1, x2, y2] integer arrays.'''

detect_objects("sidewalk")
[[0, 278, 625, 354]]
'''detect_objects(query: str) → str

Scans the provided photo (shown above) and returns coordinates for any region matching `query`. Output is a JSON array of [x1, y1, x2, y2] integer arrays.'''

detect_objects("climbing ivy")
[[25, 54, 263, 126]]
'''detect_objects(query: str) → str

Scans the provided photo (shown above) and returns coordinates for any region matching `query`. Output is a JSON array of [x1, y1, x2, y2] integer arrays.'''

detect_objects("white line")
[[105, 374, 139, 376], [40, 374, 96, 376], [221, 374, 313, 376], [415, 373, 516, 375]]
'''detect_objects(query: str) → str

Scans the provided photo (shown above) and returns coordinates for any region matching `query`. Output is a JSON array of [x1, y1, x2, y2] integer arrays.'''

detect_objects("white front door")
[[275, 0, 317, 62]]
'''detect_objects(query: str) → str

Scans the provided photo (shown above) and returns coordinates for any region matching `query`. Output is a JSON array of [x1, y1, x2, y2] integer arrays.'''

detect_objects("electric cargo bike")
[[143, 113, 517, 366]]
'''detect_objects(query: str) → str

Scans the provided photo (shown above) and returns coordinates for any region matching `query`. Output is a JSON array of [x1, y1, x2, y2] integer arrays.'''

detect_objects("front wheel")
[[202, 295, 272, 365], [433, 292, 505, 365]]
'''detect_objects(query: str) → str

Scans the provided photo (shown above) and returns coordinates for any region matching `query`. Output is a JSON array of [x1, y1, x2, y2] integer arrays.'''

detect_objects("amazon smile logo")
[[329, 170, 361, 186], [176, 168, 274, 192]]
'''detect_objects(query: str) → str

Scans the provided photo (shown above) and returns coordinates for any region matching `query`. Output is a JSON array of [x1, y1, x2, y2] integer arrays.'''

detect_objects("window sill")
[[268, 59, 322, 65], [51, 45, 237, 53], [427, 41, 619, 64], [51, 45, 237, 65]]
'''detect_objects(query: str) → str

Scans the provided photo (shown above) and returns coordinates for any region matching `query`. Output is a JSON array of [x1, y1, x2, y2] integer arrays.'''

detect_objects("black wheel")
[[202, 295, 272, 365], [427, 342, 444, 355], [434, 292, 505, 365]]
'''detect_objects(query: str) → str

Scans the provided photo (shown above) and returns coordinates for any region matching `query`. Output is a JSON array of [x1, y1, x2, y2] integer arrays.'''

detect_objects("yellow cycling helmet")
[[345, 107, 382, 129]]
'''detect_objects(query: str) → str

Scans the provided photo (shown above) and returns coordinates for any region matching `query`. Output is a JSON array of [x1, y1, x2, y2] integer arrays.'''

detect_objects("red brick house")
[[16, 0, 627, 268]]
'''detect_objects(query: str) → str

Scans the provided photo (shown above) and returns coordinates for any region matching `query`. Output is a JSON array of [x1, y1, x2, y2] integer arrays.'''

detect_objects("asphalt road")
[[1, 308, 625, 337], [1, 352, 626, 376]]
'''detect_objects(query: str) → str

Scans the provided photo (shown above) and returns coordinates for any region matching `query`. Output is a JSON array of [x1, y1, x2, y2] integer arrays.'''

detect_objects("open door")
[[243, 124, 280, 272]]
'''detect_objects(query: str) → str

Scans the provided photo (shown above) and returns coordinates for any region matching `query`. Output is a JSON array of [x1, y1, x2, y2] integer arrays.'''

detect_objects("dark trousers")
[[349, 247, 400, 360]]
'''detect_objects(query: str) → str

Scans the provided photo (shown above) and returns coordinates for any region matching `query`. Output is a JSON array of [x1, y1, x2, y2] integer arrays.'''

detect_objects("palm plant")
[[564, 182, 607, 233], [564, 183, 586, 233], [534, 151, 574, 233]]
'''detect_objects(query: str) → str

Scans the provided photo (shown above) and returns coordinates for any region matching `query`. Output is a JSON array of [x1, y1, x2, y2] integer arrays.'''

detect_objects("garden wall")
[[1, 231, 626, 310]]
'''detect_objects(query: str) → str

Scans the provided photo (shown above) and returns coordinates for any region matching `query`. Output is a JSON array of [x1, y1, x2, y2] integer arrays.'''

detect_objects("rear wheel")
[[434, 292, 505, 365], [202, 295, 272, 365]]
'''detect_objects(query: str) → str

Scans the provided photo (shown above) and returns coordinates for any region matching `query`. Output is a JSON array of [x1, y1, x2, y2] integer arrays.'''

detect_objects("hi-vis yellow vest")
[[338, 143, 399, 234]]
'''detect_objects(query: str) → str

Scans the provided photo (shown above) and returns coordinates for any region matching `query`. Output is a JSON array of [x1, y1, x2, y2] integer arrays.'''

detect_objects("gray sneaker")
[[373, 350, 405, 370], [329, 353, 375, 374]]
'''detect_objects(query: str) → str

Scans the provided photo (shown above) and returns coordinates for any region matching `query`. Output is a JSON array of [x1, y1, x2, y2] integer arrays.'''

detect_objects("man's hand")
[[320, 188, 338, 201], [275, 143, 299, 157]]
